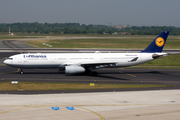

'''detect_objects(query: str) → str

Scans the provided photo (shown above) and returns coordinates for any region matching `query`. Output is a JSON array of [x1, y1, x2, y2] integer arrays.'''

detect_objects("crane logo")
[[155, 37, 164, 47]]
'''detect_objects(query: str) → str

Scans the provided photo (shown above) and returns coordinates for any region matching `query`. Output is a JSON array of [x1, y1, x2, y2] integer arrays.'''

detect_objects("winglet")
[[141, 31, 169, 53]]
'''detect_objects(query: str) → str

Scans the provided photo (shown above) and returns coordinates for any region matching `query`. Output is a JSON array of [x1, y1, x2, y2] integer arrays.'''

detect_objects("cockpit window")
[[7, 58, 13, 60]]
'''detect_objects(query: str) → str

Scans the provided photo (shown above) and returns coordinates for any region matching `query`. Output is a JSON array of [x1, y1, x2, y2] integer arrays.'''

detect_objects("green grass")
[[1, 32, 180, 49], [130, 66, 180, 69], [0, 35, 44, 40], [0, 32, 157, 37], [25, 37, 180, 49], [0, 82, 173, 91]]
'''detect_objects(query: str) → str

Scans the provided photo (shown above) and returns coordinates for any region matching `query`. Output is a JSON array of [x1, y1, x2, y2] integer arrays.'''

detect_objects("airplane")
[[3, 31, 169, 75]]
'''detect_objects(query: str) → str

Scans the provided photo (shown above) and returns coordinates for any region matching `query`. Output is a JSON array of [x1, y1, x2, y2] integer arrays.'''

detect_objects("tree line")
[[0, 22, 180, 35], [0, 22, 117, 34], [121, 26, 180, 35]]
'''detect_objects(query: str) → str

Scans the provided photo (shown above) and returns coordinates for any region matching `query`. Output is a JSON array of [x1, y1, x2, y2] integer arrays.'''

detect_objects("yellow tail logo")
[[155, 37, 164, 47]]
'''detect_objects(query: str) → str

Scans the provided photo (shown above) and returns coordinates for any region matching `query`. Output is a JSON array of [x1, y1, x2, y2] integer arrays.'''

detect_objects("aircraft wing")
[[60, 61, 117, 69], [61, 57, 139, 68], [62, 61, 117, 66]]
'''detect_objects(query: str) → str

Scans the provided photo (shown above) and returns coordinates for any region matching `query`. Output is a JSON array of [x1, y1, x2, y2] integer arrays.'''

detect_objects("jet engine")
[[65, 65, 85, 74]]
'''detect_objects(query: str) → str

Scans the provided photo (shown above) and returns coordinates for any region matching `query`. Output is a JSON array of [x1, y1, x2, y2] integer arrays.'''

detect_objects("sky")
[[0, 0, 180, 27]]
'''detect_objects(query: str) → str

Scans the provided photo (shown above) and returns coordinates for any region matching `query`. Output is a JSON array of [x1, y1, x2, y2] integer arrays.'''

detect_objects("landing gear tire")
[[20, 69, 23, 75]]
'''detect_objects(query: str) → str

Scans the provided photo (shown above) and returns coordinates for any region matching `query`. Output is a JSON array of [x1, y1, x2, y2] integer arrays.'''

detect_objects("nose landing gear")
[[20, 68, 23, 74]]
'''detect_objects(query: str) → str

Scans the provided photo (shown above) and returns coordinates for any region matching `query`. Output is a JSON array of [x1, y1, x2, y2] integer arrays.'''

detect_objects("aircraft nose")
[[3, 60, 8, 65], [3, 60, 7, 64]]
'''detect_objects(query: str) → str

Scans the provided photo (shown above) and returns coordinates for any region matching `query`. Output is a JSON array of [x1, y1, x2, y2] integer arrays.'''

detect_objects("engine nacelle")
[[65, 65, 85, 74]]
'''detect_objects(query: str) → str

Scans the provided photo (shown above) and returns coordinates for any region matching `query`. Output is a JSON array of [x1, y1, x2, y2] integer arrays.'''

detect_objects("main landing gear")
[[89, 71, 97, 76], [84, 67, 98, 76], [85, 70, 97, 76], [20, 68, 23, 74]]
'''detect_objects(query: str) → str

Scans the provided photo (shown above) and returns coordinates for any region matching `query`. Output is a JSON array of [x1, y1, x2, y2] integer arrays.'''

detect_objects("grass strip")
[[129, 66, 180, 69], [25, 37, 180, 49], [0, 82, 174, 91]]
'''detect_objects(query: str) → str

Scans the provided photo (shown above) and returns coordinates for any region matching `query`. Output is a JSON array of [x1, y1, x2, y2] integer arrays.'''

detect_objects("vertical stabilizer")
[[141, 31, 169, 53]]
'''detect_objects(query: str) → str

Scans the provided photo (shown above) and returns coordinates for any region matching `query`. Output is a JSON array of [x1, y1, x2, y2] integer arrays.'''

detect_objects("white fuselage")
[[3, 52, 167, 69]]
